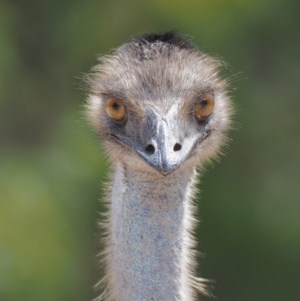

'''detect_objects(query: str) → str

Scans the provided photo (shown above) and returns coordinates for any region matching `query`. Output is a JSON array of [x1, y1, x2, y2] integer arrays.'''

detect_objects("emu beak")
[[142, 124, 180, 175], [135, 108, 197, 176]]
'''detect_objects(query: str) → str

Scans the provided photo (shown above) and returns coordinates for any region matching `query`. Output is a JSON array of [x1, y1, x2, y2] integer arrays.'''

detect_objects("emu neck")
[[109, 162, 197, 301]]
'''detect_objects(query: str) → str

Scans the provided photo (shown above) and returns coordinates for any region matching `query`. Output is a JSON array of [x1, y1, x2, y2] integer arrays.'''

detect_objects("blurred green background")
[[1, 0, 299, 300]]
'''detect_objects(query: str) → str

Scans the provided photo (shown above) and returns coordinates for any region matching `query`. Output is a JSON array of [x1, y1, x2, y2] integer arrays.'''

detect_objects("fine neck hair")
[[100, 158, 204, 301]]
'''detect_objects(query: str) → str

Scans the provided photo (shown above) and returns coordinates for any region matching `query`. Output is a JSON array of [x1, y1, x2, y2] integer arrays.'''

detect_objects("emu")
[[86, 31, 232, 301]]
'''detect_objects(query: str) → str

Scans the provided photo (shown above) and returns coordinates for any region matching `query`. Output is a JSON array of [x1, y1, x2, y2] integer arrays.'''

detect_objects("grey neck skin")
[[108, 160, 198, 301]]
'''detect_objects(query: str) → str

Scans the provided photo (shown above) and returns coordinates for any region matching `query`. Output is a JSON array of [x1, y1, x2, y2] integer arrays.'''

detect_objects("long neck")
[[103, 162, 200, 301]]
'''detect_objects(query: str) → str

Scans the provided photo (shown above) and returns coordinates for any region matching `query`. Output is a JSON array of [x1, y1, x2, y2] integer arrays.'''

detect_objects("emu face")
[[87, 32, 231, 175]]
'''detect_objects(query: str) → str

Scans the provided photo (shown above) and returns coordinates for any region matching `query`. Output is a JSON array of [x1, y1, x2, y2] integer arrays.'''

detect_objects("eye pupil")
[[200, 99, 208, 107], [112, 102, 120, 110]]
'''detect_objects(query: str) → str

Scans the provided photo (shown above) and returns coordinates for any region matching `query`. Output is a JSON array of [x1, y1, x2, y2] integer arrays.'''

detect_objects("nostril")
[[173, 143, 182, 152], [145, 144, 155, 155]]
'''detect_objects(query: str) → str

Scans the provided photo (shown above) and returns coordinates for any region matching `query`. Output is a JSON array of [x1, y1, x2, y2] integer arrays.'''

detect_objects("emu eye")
[[194, 93, 214, 121], [105, 97, 126, 121]]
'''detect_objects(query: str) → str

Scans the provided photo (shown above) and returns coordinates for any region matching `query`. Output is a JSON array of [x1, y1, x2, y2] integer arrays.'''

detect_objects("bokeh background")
[[1, 0, 300, 300]]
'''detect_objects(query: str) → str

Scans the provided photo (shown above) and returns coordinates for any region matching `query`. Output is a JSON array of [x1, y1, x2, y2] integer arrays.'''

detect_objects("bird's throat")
[[105, 162, 198, 301]]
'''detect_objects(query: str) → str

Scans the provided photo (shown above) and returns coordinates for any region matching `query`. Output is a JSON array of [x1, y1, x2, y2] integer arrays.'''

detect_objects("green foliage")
[[0, 0, 299, 300]]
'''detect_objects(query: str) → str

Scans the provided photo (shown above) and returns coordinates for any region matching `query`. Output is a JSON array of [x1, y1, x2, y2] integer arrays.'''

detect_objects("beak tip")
[[159, 163, 179, 176]]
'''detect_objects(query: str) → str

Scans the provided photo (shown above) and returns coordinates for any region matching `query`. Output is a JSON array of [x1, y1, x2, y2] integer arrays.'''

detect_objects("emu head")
[[86, 32, 232, 175]]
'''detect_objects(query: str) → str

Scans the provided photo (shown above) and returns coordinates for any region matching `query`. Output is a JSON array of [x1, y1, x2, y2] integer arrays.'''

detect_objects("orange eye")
[[194, 93, 214, 121], [105, 97, 126, 121]]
